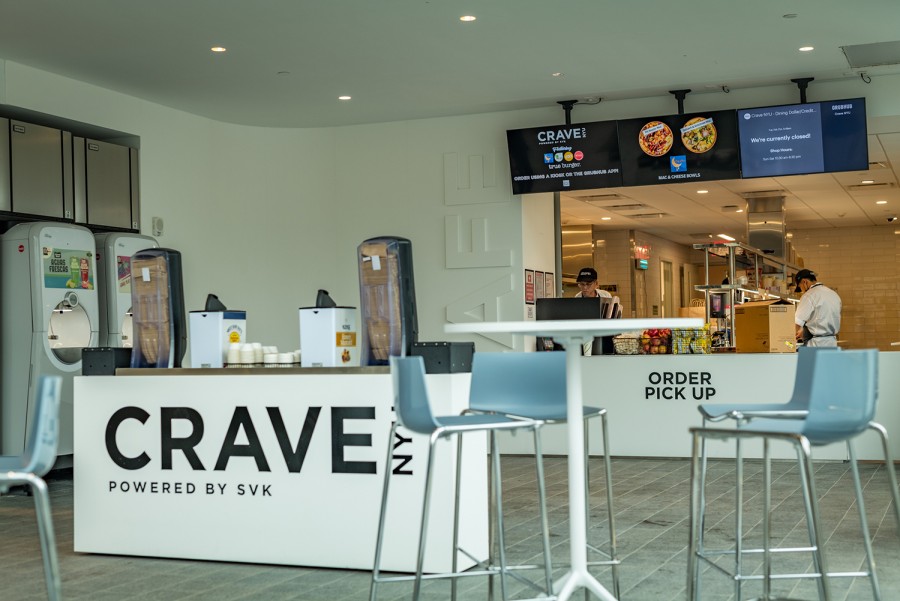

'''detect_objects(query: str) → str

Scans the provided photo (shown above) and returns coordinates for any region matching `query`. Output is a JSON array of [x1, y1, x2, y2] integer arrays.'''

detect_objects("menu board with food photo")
[[618, 109, 740, 187]]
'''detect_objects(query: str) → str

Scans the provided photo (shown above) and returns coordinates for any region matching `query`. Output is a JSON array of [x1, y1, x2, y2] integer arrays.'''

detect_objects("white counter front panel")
[[74, 372, 487, 573], [498, 352, 900, 462]]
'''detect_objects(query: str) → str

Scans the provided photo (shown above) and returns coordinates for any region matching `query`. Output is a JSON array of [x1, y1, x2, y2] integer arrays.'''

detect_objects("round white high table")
[[446, 318, 703, 601]]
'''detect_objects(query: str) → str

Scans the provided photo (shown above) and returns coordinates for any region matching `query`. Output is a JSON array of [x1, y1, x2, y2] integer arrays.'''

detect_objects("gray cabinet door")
[[85, 139, 132, 229], [10, 120, 65, 218]]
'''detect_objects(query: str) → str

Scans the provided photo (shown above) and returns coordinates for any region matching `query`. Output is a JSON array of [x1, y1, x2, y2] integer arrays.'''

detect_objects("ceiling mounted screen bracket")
[[668, 89, 691, 115], [791, 77, 814, 103], [557, 100, 578, 125]]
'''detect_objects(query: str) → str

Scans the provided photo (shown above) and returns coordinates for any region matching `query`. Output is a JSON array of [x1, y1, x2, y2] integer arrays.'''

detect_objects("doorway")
[[660, 260, 673, 318]]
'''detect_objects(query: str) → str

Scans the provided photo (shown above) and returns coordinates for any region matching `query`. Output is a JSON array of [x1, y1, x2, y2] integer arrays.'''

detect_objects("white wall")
[[1, 62, 558, 357], [3, 60, 900, 359]]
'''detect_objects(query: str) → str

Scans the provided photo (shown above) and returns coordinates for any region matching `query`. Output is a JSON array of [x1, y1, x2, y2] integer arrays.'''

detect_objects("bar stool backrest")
[[468, 352, 567, 419], [803, 349, 878, 445], [14, 375, 62, 477], [785, 346, 840, 410], [389, 356, 439, 435]]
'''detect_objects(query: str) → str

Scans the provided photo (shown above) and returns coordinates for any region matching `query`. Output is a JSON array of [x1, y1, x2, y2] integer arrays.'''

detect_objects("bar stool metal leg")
[[797, 437, 831, 601], [868, 422, 900, 537], [687, 430, 703, 601], [370, 422, 398, 601], [848, 441, 882, 600], [29, 474, 61, 601], [597, 411, 620, 599]]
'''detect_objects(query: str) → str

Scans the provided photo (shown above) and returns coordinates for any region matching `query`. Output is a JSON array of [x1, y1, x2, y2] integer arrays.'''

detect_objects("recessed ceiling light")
[[211, 46, 227, 53], [717, 234, 736, 241], [783, 13, 798, 19], [799, 46, 814, 52], [696, 189, 708, 194], [552, 72, 564, 77], [338, 96, 352, 101], [459, 15, 476, 22], [786, 232, 794, 238], [877, 200, 888, 204], [736, 209, 744, 213], [861, 179, 875, 184], [600, 217, 612, 221]]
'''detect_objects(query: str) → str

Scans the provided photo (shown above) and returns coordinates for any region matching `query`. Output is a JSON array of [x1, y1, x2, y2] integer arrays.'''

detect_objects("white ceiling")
[[2, 0, 899, 240]]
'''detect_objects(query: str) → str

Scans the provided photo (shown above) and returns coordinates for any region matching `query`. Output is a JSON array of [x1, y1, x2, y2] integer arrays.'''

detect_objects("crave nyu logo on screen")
[[506, 120, 623, 194]]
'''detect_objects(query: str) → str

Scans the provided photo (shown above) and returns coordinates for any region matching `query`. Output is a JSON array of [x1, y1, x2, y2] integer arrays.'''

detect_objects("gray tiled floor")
[[2, 456, 898, 600]]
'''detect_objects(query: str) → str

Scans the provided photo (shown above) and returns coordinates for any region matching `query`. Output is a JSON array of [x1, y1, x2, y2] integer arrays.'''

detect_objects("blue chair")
[[467, 351, 620, 598], [0, 375, 63, 601], [692, 347, 900, 601], [370, 356, 552, 601], [687, 349, 884, 601]]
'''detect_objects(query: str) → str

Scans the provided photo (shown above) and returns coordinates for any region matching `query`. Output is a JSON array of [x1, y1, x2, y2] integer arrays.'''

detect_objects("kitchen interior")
[[556, 131, 900, 351]]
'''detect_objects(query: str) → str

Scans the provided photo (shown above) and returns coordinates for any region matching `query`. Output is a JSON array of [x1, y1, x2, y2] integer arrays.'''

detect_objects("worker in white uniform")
[[575, 267, 612, 355], [793, 268, 841, 348]]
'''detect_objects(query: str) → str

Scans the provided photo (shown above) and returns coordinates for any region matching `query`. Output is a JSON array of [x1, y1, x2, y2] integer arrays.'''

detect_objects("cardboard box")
[[678, 306, 706, 319], [299, 307, 359, 367], [734, 299, 796, 353], [189, 311, 247, 368]]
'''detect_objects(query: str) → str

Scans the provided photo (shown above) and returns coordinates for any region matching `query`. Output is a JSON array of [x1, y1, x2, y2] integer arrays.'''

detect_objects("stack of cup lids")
[[226, 342, 242, 366]]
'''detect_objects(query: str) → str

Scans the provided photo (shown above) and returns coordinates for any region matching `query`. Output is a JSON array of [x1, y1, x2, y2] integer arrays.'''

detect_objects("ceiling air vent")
[[842, 41, 900, 69], [847, 182, 896, 192], [689, 233, 713, 239], [604, 203, 648, 212], [629, 212, 668, 219], [578, 192, 629, 201]]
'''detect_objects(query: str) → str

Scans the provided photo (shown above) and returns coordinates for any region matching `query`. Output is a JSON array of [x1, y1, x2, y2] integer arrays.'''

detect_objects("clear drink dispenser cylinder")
[[357, 237, 418, 366], [129, 248, 186, 368]]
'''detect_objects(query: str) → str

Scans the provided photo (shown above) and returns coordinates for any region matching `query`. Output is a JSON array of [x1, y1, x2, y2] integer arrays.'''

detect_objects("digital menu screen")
[[617, 110, 741, 186], [506, 121, 623, 194], [737, 97, 868, 178]]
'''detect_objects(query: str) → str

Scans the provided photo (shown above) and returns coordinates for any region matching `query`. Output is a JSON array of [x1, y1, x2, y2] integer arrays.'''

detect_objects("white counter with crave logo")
[[73, 370, 485, 572]]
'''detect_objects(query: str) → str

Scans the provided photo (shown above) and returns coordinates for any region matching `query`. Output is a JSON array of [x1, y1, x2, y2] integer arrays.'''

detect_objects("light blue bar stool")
[[0, 375, 63, 601], [687, 349, 887, 601], [692, 347, 900, 600], [370, 356, 552, 601], [468, 351, 620, 599]]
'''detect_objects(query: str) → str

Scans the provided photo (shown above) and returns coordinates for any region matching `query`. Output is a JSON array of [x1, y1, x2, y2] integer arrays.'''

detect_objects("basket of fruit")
[[672, 327, 711, 354], [639, 328, 672, 354]]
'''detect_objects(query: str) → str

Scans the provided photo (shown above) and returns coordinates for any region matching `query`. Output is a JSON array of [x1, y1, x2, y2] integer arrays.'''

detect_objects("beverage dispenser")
[[357, 237, 418, 365], [0, 222, 99, 456], [94, 232, 158, 347], [130, 248, 187, 368]]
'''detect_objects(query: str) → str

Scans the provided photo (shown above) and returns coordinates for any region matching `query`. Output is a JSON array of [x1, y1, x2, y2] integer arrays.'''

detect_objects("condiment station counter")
[[72, 352, 900, 570]]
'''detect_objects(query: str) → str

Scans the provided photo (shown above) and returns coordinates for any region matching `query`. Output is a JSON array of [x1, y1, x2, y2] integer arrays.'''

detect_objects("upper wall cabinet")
[[0, 118, 74, 220], [74, 137, 140, 230], [0, 107, 140, 232]]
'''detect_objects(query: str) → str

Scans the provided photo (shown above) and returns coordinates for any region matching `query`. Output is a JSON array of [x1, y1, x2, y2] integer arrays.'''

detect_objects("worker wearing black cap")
[[793, 268, 841, 347], [575, 267, 612, 355]]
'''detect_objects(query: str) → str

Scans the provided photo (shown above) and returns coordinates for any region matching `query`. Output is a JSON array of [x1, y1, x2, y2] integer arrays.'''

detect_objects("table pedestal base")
[[554, 569, 618, 601]]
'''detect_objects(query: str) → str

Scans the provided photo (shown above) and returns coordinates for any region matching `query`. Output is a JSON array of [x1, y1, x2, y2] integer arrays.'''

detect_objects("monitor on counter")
[[737, 97, 868, 178], [617, 109, 741, 187], [535, 297, 611, 354], [506, 120, 623, 194]]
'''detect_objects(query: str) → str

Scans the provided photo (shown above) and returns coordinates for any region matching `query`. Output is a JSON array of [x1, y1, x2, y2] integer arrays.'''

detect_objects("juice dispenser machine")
[[94, 232, 158, 347], [357, 236, 418, 365], [1, 222, 99, 456]]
